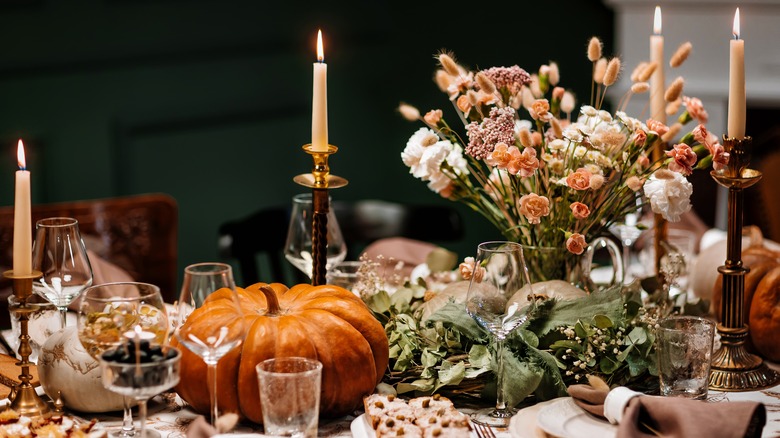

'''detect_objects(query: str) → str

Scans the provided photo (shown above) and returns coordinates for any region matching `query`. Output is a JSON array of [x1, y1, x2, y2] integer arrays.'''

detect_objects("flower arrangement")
[[399, 37, 726, 253]]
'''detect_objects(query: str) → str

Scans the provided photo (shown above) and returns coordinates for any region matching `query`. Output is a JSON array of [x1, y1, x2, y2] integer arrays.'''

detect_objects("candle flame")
[[16, 140, 25, 170], [654, 6, 662, 35], [733, 8, 741, 39], [317, 29, 324, 62]]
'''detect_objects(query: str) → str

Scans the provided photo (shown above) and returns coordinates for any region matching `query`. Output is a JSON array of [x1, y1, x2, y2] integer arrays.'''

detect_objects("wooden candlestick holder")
[[293, 144, 348, 286]]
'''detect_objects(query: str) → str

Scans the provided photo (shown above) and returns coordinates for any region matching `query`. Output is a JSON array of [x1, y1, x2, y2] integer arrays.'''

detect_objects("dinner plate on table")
[[535, 397, 616, 438]]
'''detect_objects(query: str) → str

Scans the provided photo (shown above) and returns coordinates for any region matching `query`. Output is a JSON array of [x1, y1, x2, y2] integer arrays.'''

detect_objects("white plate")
[[351, 414, 375, 438], [536, 398, 616, 438]]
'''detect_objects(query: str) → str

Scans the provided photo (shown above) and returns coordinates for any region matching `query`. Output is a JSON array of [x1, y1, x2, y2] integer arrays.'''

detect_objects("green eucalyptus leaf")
[[468, 344, 492, 369], [391, 287, 414, 312], [427, 302, 488, 341], [593, 314, 613, 329], [626, 326, 648, 346], [366, 290, 391, 314], [436, 361, 466, 390], [600, 356, 619, 374]]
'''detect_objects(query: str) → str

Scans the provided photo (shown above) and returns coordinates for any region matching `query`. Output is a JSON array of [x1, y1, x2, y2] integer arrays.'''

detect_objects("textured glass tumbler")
[[657, 316, 715, 399], [257, 357, 322, 438]]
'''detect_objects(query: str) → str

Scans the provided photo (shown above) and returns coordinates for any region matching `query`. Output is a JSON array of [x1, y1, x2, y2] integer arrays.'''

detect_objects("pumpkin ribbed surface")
[[173, 282, 389, 424]]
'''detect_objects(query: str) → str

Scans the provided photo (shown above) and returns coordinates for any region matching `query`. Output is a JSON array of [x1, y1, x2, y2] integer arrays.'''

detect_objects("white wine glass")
[[284, 193, 347, 279], [78, 282, 169, 438], [466, 241, 532, 427], [32, 217, 93, 329], [175, 262, 245, 427]]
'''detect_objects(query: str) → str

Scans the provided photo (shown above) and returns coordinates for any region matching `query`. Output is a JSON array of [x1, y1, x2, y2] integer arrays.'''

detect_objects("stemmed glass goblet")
[[32, 217, 94, 329], [100, 346, 181, 438], [175, 262, 245, 427], [78, 282, 169, 438], [465, 241, 533, 427], [608, 198, 644, 281], [284, 193, 347, 279]]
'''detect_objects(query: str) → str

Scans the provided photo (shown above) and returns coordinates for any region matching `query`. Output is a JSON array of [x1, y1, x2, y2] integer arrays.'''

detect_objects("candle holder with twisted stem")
[[2, 269, 51, 417], [708, 136, 780, 391], [293, 144, 348, 286]]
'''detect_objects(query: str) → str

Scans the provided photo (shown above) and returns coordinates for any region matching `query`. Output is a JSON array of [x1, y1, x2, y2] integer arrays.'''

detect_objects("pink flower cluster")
[[465, 107, 516, 159], [480, 66, 531, 94], [665, 143, 698, 175]]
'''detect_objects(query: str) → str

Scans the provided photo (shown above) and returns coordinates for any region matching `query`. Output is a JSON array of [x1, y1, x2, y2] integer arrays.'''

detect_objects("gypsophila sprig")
[[400, 39, 727, 253]]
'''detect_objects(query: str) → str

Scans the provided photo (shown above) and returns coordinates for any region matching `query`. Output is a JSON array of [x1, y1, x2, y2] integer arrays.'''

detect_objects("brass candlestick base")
[[293, 144, 348, 286], [2, 270, 51, 416], [708, 136, 780, 391]]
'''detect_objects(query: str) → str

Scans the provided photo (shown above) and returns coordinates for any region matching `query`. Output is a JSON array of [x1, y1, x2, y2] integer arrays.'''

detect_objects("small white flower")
[[580, 105, 598, 117], [548, 138, 567, 151], [643, 170, 693, 222], [583, 163, 602, 176], [548, 158, 564, 174], [598, 110, 612, 122], [574, 146, 587, 158]]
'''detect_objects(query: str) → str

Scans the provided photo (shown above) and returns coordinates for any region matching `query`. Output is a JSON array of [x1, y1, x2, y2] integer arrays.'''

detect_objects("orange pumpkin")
[[172, 282, 389, 424]]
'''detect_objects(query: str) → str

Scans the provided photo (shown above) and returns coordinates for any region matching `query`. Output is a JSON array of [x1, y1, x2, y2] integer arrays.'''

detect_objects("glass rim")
[[256, 356, 323, 375], [184, 262, 233, 276], [477, 241, 523, 252], [81, 282, 161, 302], [657, 315, 716, 331], [36, 217, 79, 227]]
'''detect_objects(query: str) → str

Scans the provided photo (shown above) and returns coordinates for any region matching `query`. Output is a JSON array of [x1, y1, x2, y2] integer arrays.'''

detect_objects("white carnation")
[[401, 127, 439, 178], [643, 170, 693, 222]]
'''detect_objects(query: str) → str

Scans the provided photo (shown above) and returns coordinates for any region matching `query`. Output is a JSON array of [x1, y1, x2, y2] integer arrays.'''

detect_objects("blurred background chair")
[[0, 193, 178, 328], [218, 199, 465, 286]]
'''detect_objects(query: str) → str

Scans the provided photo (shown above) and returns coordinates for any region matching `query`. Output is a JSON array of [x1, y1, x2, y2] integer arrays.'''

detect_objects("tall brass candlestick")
[[708, 136, 779, 391], [294, 144, 347, 286], [2, 269, 51, 417]]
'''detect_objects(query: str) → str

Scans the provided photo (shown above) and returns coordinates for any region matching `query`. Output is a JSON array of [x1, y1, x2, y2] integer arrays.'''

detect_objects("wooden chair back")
[[0, 193, 179, 312]]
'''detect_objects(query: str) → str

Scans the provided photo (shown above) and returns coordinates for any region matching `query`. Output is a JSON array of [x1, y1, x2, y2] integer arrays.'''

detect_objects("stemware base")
[[469, 407, 517, 428], [108, 428, 160, 438]]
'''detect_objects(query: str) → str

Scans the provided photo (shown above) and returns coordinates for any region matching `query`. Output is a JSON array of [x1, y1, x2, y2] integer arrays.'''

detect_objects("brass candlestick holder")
[[708, 136, 780, 391], [293, 144, 348, 286], [2, 269, 51, 416]]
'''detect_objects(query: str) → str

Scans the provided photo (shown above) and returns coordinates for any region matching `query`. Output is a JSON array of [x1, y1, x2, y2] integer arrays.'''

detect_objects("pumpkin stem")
[[259, 285, 282, 315]]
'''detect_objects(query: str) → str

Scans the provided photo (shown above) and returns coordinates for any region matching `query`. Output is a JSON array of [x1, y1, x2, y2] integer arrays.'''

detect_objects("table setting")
[[3, 5, 780, 438]]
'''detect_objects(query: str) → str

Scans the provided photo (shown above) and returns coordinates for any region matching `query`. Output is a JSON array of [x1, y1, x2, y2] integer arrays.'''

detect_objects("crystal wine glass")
[[175, 262, 245, 427], [465, 241, 533, 427], [100, 346, 181, 438], [284, 193, 347, 279], [32, 217, 94, 329], [78, 282, 169, 438]]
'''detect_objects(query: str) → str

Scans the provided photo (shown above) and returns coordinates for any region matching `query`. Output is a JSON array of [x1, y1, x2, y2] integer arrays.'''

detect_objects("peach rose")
[[566, 168, 592, 191], [456, 95, 471, 113], [530, 99, 552, 122], [633, 129, 647, 146], [508, 147, 540, 177], [683, 96, 709, 124], [646, 119, 669, 137], [711, 143, 730, 171], [566, 233, 587, 255], [424, 109, 443, 125], [459, 257, 485, 282], [485, 142, 512, 168], [570, 202, 590, 219], [665, 143, 697, 176], [518, 193, 550, 224]]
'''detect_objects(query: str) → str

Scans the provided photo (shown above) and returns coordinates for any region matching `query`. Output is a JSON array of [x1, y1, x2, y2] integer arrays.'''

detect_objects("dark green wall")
[[0, 0, 614, 286]]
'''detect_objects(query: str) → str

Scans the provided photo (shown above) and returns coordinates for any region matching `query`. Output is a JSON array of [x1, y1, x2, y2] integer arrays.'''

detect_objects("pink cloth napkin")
[[568, 384, 766, 438]]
